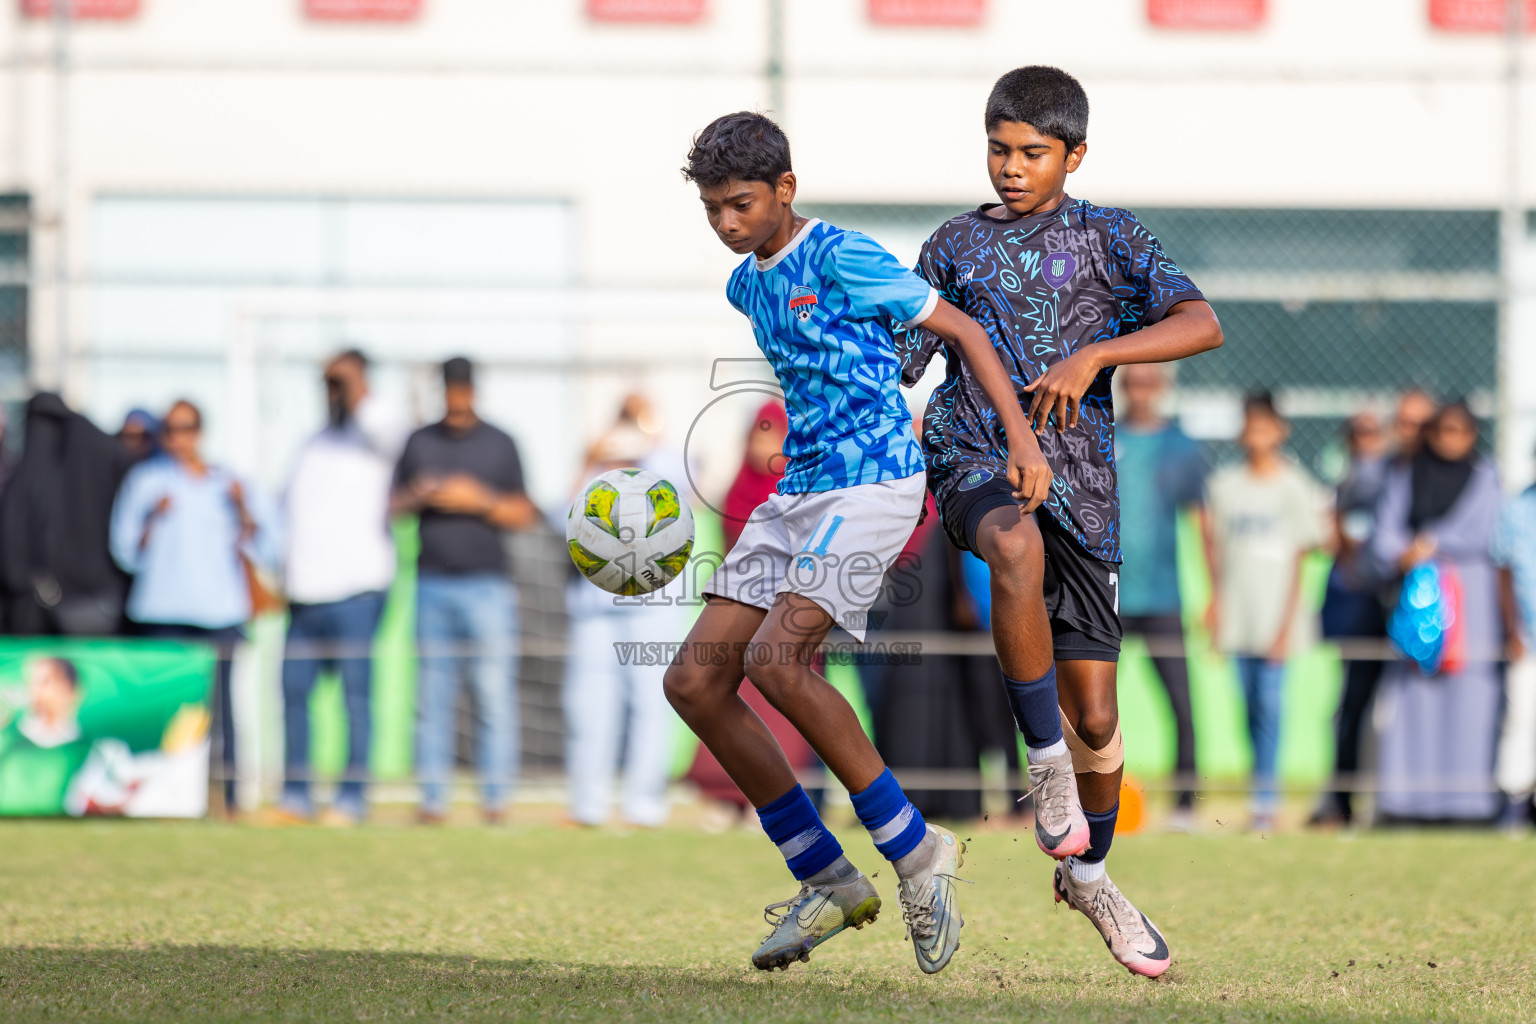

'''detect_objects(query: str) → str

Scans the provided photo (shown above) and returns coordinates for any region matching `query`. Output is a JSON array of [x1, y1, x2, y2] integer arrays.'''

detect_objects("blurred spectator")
[[1493, 447, 1536, 831], [1391, 390, 1438, 466], [391, 357, 538, 825], [117, 408, 160, 465], [1205, 392, 1325, 830], [562, 393, 685, 828], [0, 393, 133, 636], [276, 350, 404, 825], [0, 403, 11, 494], [683, 401, 820, 828], [1371, 402, 1502, 823], [109, 399, 280, 815], [1114, 363, 1205, 829], [1311, 409, 1391, 826]]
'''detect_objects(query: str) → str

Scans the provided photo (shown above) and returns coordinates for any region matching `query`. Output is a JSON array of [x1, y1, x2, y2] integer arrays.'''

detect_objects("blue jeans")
[[1235, 656, 1285, 813], [281, 590, 387, 818], [416, 573, 519, 814]]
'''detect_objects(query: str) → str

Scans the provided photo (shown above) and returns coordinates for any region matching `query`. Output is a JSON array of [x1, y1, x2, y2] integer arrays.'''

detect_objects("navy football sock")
[[848, 767, 928, 863], [757, 784, 844, 881], [1003, 665, 1065, 750], [1075, 802, 1119, 864]]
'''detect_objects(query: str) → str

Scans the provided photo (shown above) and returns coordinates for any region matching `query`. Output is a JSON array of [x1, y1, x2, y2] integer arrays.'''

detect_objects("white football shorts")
[[702, 472, 926, 641]]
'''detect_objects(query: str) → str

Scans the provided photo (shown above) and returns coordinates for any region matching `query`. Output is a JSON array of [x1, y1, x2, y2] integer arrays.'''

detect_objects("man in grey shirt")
[[391, 357, 539, 824]]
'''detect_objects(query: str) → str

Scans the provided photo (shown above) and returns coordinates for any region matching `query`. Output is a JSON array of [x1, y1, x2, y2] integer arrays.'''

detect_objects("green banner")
[[0, 638, 214, 817]]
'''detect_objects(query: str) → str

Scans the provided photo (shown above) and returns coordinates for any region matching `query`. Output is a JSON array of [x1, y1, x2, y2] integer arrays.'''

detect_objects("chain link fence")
[[0, 196, 1527, 812], [802, 201, 1506, 484]]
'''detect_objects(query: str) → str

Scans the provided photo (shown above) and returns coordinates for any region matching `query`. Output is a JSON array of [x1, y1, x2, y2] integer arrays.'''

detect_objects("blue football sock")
[[849, 767, 928, 863], [1003, 665, 1064, 749], [757, 784, 844, 881], [1075, 802, 1119, 864]]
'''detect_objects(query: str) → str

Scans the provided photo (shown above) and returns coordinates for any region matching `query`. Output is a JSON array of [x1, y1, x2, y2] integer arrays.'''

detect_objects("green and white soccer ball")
[[567, 468, 695, 596]]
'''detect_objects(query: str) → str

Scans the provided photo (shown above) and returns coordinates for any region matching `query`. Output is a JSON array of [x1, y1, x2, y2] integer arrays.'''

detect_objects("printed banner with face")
[[0, 639, 214, 818]]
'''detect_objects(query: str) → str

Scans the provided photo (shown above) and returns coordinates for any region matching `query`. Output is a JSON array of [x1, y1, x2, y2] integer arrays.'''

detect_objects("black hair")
[[41, 657, 79, 690], [682, 112, 793, 189], [1432, 399, 1477, 431], [442, 356, 474, 386], [1243, 389, 1283, 421], [164, 399, 202, 431], [334, 348, 369, 371], [985, 66, 1090, 153]]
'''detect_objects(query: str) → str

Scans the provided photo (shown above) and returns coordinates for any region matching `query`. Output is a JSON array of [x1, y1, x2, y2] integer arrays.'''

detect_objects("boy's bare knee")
[[663, 662, 721, 717], [979, 519, 1044, 585], [1074, 706, 1120, 751], [743, 657, 796, 707]]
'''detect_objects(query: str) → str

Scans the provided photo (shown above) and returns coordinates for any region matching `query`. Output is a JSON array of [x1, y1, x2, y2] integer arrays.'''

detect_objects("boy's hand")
[[1022, 349, 1101, 432], [1007, 437, 1053, 514]]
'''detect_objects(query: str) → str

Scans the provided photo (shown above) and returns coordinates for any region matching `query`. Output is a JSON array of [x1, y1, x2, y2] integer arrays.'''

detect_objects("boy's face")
[[697, 174, 796, 256], [987, 121, 1085, 217], [27, 660, 78, 723], [1240, 409, 1288, 456]]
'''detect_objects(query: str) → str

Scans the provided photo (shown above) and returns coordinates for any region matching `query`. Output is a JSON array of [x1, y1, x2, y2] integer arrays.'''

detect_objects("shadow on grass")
[[0, 944, 1454, 1024]]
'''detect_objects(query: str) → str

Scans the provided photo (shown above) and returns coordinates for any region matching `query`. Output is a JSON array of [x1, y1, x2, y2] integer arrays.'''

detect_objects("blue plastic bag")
[[1387, 561, 1455, 675]]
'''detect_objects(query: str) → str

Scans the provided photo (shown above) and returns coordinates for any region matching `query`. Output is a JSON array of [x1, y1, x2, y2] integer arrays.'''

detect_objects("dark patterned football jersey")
[[897, 198, 1204, 563]]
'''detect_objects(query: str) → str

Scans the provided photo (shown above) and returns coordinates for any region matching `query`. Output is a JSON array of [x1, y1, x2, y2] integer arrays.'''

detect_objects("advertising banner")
[[1428, 0, 1535, 31], [868, 0, 985, 25], [1147, 0, 1265, 29], [20, 0, 139, 17], [587, 0, 707, 22], [0, 639, 213, 818], [305, 0, 422, 20]]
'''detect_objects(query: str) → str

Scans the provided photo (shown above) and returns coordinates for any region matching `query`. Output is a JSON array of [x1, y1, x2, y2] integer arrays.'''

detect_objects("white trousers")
[[1496, 651, 1536, 797]]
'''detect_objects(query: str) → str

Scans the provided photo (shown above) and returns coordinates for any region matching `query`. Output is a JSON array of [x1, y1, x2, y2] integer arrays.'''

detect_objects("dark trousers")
[[137, 622, 243, 811], [1122, 613, 1197, 809], [1322, 592, 1388, 821], [281, 591, 387, 816]]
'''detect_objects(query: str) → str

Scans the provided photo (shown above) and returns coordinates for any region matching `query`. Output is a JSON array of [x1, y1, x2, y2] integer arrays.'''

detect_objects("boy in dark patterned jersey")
[[898, 67, 1222, 978]]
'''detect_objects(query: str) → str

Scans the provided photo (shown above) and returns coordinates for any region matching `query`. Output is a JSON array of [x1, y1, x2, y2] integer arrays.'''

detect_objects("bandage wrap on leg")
[[1059, 712, 1124, 775]]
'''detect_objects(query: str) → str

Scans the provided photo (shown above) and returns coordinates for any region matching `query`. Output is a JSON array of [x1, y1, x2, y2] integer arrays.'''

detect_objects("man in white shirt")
[[278, 350, 403, 824]]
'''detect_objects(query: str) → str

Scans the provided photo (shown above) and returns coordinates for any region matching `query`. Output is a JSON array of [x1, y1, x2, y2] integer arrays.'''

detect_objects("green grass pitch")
[[2, 820, 1532, 1022]]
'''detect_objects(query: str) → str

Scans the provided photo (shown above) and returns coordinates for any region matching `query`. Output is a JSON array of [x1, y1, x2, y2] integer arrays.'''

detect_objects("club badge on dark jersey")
[[897, 197, 1204, 563]]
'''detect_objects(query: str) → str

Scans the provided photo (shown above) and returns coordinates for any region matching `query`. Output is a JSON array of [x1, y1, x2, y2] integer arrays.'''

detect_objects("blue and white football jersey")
[[726, 219, 937, 494]]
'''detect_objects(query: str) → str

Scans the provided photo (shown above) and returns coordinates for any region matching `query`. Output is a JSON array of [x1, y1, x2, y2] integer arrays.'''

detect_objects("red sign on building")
[[868, 0, 986, 26], [587, 0, 707, 21], [1429, 0, 1535, 31], [1147, 0, 1265, 29], [305, 0, 421, 20], [20, 0, 139, 17]]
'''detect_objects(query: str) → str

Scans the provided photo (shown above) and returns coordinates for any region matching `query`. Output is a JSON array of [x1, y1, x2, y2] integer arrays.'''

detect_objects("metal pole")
[[49, 0, 71, 397], [766, 0, 784, 119], [1498, 0, 1525, 480]]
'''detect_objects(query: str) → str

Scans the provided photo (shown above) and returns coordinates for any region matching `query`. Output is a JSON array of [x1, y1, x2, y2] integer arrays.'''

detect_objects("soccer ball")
[[566, 468, 695, 596]]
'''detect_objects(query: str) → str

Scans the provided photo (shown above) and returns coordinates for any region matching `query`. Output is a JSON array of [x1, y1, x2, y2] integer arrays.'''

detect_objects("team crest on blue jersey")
[[1043, 252, 1076, 289], [788, 286, 818, 322]]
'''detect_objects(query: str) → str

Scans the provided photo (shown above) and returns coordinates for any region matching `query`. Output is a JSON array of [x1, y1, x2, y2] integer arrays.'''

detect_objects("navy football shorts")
[[937, 467, 1122, 663]]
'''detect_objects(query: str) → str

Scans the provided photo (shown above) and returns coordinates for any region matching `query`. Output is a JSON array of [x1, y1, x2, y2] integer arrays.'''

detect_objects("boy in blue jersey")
[[665, 112, 1045, 975], [898, 67, 1223, 978]]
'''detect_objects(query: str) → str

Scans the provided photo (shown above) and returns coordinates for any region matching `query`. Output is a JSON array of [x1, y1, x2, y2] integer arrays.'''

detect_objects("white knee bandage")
[[1060, 712, 1124, 775]]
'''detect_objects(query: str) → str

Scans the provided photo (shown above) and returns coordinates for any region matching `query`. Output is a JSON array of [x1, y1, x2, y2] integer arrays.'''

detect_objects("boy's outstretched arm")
[[1023, 298, 1223, 432], [919, 298, 1053, 512]]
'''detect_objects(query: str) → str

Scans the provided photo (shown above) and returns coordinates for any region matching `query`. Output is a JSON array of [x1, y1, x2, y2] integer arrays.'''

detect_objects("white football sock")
[[1067, 855, 1106, 883], [1027, 738, 1068, 764]]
